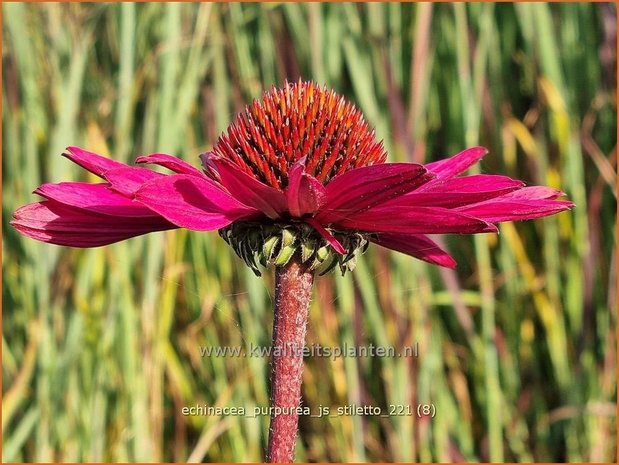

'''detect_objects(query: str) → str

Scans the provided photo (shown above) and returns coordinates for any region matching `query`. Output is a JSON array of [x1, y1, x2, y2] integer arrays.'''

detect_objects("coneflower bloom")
[[12, 81, 572, 273], [11, 80, 574, 463]]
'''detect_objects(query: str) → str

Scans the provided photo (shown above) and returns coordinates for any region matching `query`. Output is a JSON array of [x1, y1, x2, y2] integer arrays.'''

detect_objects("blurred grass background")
[[2, 2, 617, 462]]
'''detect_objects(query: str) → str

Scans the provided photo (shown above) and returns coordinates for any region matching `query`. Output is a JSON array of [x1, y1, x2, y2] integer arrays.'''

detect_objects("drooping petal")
[[372, 233, 457, 268], [424, 146, 488, 179], [391, 174, 524, 207], [208, 156, 287, 219], [317, 163, 434, 223], [305, 217, 345, 254], [135, 174, 259, 231], [63, 146, 127, 178], [336, 205, 497, 234], [35, 182, 158, 217], [285, 160, 326, 217], [135, 153, 205, 177], [456, 189, 574, 222], [103, 166, 164, 197], [498, 185, 566, 200], [11, 201, 175, 247]]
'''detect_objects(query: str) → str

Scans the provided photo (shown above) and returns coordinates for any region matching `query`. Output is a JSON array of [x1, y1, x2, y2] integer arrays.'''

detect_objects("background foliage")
[[2, 2, 616, 462]]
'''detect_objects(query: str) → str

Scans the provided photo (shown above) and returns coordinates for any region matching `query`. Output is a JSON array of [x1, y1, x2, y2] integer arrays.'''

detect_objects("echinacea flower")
[[11, 79, 573, 463], [12, 81, 572, 274]]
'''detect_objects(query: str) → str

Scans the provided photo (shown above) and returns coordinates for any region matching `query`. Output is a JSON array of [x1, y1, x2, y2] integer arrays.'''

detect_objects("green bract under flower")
[[219, 222, 370, 276]]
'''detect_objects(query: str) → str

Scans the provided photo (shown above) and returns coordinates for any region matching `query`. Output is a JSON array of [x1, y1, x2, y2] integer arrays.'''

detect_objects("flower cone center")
[[211, 80, 387, 189]]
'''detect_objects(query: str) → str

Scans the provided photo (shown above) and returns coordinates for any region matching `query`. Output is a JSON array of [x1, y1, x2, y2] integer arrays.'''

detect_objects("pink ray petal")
[[103, 166, 164, 197], [317, 163, 433, 223], [285, 160, 326, 217], [337, 205, 497, 234], [305, 217, 345, 254], [424, 146, 488, 179], [135, 153, 205, 177], [209, 156, 288, 219], [419, 174, 524, 193], [372, 233, 457, 268], [499, 185, 566, 200], [35, 182, 157, 217], [11, 201, 175, 247], [135, 174, 259, 231], [456, 199, 574, 223], [392, 175, 524, 207], [454, 185, 574, 222], [63, 146, 127, 178], [12, 223, 160, 247]]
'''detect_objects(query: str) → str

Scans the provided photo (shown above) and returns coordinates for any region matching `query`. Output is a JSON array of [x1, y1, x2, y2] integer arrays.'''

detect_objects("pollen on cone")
[[211, 80, 387, 189]]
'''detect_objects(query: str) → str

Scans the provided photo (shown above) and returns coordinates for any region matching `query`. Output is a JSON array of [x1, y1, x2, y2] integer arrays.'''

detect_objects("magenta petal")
[[209, 157, 287, 219], [337, 205, 497, 234], [419, 174, 524, 193], [135, 153, 204, 177], [285, 161, 326, 217], [103, 166, 164, 197], [499, 185, 566, 200], [135, 174, 259, 231], [372, 233, 457, 268], [457, 199, 574, 223], [11, 201, 175, 247], [394, 175, 524, 207], [305, 217, 345, 254], [35, 182, 157, 217], [63, 146, 127, 178], [317, 163, 433, 223], [455, 186, 574, 222], [424, 146, 488, 179]]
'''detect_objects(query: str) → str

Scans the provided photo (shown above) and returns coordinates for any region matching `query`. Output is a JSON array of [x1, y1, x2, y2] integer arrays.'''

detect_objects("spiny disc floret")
[[211, 80, 387, 189]]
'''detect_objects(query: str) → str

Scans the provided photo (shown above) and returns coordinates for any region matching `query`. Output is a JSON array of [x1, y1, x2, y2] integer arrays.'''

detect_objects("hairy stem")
[[266, 257, 315, 463]]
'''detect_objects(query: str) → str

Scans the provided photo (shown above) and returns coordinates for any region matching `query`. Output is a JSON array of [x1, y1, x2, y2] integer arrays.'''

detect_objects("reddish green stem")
[[266, 257, 315, 463]]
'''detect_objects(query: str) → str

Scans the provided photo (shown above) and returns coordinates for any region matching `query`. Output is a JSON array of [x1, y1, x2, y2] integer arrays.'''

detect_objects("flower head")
[[210, 81, 387, 188], [11, 80, 573, 274]]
